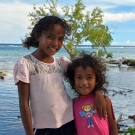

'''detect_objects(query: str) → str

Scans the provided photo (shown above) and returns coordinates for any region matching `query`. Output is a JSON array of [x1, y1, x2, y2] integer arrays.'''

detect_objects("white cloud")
[[112, 41, 135, 45], [0, 1, 34, 43], [126, 40, 130, 44], [85, 0, 135, 6], [104, 12, 135, 22], [85, 5, 115, 12], [125, 40, 135, 45], [0, 1, 33, 27], [0, 1, 63, 43], [0, 0, 135, 43]]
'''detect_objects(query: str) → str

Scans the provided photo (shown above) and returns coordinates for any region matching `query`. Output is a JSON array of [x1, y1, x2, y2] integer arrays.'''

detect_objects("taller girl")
[[13, 16, 106, 135]]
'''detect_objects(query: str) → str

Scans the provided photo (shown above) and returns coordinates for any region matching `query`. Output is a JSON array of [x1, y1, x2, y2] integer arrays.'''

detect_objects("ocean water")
[[0, 44, 135, 135]]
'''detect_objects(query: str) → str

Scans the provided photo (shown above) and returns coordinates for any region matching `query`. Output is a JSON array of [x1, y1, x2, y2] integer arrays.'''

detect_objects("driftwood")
[[0, 72, 6, 79], [116, 113, 127, 134], [103, 57, 135, 68], [110, 57, 135, 67], [128, 115, 135, 121], [116, 113, 122, 124], [0, 76, 4, 79], [116, 113, 135, 134]]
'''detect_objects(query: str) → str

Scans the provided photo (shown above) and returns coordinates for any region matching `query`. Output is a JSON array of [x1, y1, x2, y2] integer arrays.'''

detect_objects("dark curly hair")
[[23, 15, 71, 49], [65, 51, 108, 95]]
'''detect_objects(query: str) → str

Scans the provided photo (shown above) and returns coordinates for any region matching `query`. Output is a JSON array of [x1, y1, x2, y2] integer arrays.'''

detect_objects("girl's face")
[[37, 24, 65, 57], [74, 66, 96, 96]]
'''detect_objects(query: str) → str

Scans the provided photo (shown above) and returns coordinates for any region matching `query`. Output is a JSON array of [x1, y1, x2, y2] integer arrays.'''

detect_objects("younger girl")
[[65, 51, 118, 135], [13, 16, 106, 135]]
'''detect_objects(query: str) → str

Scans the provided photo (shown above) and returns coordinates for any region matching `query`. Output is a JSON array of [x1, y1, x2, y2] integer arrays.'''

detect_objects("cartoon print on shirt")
[[79, 104, 97, 128]]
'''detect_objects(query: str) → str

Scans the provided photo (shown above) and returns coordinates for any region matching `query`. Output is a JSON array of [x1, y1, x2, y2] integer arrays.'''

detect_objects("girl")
[[65, 51, 118, 135], [13, 16, 106, 135]]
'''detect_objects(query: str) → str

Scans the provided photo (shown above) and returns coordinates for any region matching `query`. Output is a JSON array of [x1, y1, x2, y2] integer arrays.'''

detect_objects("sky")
[[0, 0, 135, 46]]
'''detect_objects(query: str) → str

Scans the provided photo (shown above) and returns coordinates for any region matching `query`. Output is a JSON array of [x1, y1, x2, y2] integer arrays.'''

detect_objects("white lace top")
[[13, 54, 74, 128]]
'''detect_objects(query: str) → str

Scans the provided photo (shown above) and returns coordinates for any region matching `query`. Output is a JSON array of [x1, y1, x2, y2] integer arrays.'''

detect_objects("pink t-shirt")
[[74, 93, 110, 135], [13, 54, 74, 128]]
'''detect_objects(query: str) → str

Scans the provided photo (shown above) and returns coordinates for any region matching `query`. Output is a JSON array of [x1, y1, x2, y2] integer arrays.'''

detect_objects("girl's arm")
[[17, 81, 34, 135], [105, 97, 118, 135], [93, 90, 107, 119]]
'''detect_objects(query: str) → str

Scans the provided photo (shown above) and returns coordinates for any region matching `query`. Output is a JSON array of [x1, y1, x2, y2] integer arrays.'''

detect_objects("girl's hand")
[[93, 90, 107, 119]]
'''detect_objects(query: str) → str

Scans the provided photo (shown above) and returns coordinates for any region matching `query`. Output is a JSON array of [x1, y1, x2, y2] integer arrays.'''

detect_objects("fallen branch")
[[116, 113, 122, 124]]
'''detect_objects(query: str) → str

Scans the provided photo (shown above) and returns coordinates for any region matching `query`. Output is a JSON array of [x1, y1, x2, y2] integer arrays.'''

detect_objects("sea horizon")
[[0, 43, 135, 48]]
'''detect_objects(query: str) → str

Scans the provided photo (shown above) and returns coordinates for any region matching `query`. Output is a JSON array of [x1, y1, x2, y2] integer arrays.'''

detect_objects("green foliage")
[[66, 41, 80, 60], [86, 24, 113, 58], [129, 59, 135, 64], [98, 49, 105, 57], [28, 0, 113, 59], [106, 52, 113, 58], [127, 59, 135, 66], [124, 127, 135, 135]]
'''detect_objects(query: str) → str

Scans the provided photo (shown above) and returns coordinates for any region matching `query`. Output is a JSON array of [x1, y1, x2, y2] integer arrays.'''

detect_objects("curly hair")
[[22, 15, 71, 49], [65, 51, 108, 95]]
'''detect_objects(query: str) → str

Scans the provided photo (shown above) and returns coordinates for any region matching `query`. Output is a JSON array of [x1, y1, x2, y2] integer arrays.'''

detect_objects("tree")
[[85, 24, 113, 58], [28, 0, 113, 60]]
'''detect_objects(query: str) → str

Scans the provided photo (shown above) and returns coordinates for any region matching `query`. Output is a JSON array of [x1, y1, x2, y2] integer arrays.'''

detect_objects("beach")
[[0, 44, 135, 134]]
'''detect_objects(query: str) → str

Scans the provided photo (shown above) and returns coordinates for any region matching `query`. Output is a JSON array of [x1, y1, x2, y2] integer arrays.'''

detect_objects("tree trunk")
[[103, 46, 108, 55], [63, 44, 74, 60]]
